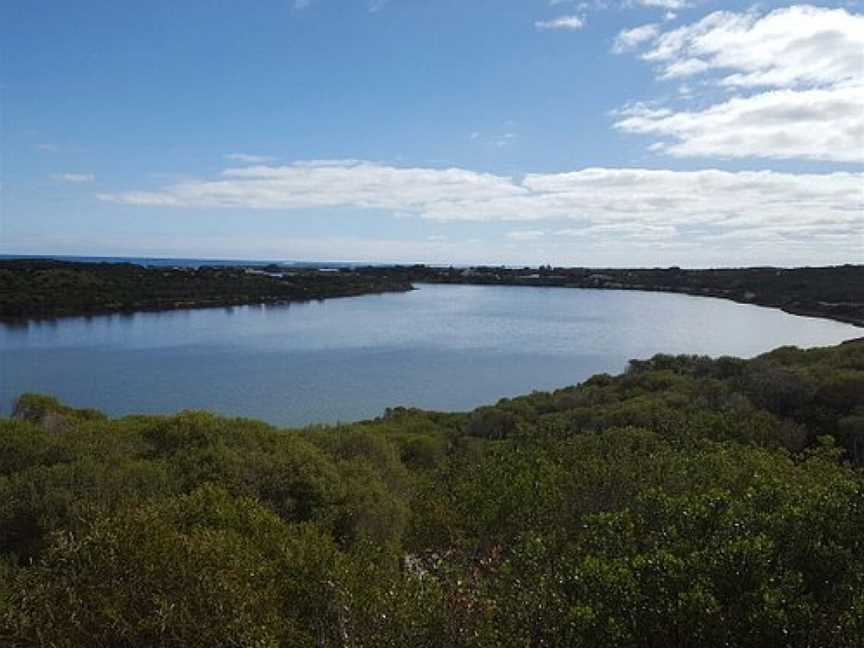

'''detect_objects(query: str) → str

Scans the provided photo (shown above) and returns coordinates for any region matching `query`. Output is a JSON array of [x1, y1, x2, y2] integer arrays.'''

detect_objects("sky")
[[2, 0, 862, 267]]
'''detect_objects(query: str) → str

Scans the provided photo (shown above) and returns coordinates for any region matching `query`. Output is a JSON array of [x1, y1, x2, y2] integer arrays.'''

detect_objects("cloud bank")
[[613, 5, 864, 162], [99, 160, 863, 254]]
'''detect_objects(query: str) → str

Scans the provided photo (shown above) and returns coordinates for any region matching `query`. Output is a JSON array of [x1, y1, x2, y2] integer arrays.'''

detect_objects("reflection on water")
[[1, 285, 858, 426]]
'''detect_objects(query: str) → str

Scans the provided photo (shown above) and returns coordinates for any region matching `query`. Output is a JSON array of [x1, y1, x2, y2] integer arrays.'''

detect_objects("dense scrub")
[[3, 259, 863, 326], [1, 341, 863, 646], [0, 260, 412, 319]]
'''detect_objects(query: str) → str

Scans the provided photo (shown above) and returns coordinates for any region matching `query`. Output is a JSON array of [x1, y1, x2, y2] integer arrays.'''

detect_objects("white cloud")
[[98, 161, 863, 258], [641, 5, 864, 88], [612, 23, 660, 53], [635, 0, 691, 8], [224, 153, 276, 163], [10, 227, 856, 268], [51, 173, 95, 183], [556, 222, 676, 241], [535, 15, 585, 30], [659, 57, 709, 78], [615, 85, 864, 162], [100, 162, 526, 212], [613, 5, 864, 162]]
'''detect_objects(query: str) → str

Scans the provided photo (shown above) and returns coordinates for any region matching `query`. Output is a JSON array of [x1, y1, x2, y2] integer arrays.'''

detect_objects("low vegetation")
[[3, 259, 862, 327], [0, 259, 412, 319], [1, 340, 862, 646]]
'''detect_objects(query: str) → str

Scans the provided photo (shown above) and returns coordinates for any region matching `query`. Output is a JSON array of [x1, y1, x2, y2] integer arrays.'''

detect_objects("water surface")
[[1, 285, 858, 425]]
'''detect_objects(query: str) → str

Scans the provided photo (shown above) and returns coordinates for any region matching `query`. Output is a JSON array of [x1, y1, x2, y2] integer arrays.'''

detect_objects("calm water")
[[1, 285, 858, 426]]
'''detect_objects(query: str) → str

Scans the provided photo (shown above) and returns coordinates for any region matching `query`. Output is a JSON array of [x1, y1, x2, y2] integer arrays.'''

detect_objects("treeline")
[[3, 259, 863, 327], [361, 263, 864, 327], [0, 260, 412, 319], [1, 340, 863, 646]]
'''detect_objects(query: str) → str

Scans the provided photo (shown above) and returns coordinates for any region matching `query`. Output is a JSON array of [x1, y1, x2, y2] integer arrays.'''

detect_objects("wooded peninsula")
[[0, 259, 413, 320], [2, 339, 863, 645], [2, 259, 862, 327]]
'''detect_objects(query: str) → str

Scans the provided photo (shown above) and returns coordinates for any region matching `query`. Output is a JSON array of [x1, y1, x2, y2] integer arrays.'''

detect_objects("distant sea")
[[0, 254, 361, 269], [0, 254, 471, 270]]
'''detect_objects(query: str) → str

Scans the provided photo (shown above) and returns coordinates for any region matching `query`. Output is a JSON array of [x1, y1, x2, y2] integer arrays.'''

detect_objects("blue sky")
[[2, 0, 862, 266]]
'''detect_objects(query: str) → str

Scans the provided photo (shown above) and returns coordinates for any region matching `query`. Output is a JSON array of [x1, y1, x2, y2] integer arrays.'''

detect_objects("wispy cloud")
[[633, 0, 691, 9], [224, 153, 276, 164], [507, 230, 546, 241], [612, 23, 659, 53], [535, 15, 585, 30], [294, 0, 392, 12], [51, 173, 95, 183], [556, 222, 675, 242], [368, 0, 391, 12], [469, 132, 518, 148], [495, 133, 517, 148]]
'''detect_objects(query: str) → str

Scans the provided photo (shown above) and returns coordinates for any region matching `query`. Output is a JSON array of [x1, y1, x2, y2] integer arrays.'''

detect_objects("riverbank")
[[357, 264, 864, 329], [0, 259, 413, 320], [3, 259, 862, 328]]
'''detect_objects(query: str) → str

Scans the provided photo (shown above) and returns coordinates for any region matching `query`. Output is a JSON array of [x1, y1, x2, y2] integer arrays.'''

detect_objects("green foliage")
[[2, 340, 863, 646], [6, 485, 343, 646], [0, 259, 412, 319], [12, 394, 106, 430]]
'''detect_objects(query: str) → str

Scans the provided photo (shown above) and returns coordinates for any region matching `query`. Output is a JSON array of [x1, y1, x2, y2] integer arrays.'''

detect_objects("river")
[[1, 284, 858, 425]]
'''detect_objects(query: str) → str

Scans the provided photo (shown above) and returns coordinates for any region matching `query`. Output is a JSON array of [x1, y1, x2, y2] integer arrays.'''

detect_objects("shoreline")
[[2, 259, 861, 330], [0, 258, 414, 322], [0, 285, 414, 325], [392, 263, 864, 330], [0, 280, 864, 330], [412, 279, 864, 330], [2, 279, 861, 331]]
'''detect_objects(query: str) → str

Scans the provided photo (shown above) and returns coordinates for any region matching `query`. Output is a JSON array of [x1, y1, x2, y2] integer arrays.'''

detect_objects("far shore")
[[1, 259, 862, 330]]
